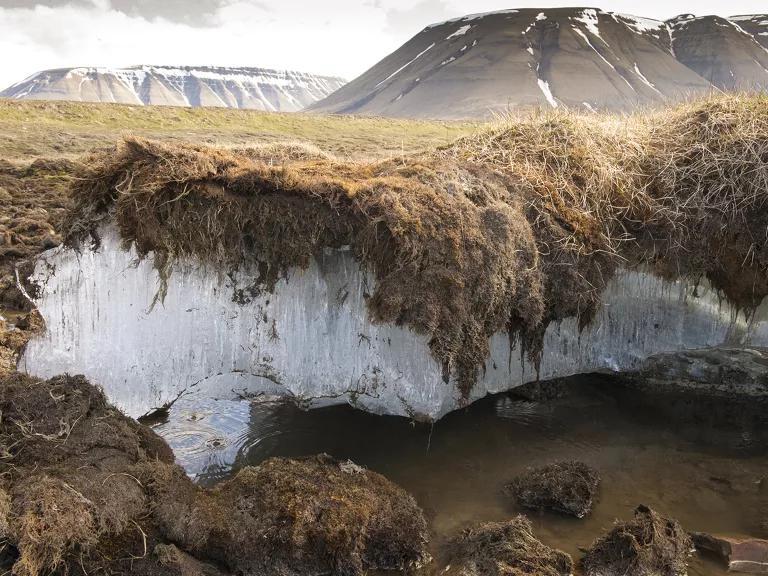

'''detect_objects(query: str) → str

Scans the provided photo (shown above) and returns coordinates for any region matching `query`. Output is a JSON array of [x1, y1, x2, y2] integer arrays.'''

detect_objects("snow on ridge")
[[572, 28, 635, 92], [729, 14, 768, 22], [2, 65, 345, 110], [614, 13, 667, 34], [375, 43, 436, 89], [26, 65, 345, 88], [633, 62, 662, 95], [446, 24, 472, 39], [574, 8, 602, 39], [426, 9, 518, 28]]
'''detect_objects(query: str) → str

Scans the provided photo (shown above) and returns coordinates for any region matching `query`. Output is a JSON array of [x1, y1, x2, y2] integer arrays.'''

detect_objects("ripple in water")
[[152, 376, 768, 575]]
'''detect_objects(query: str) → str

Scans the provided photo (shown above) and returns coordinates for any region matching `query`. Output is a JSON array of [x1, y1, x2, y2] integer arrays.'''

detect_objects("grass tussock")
[[582, 505, 692, 576], [507, 461, 600, 518], [447, 515, 572, 576], [66, 93, 768, 396], [11, 476, 98, 576]]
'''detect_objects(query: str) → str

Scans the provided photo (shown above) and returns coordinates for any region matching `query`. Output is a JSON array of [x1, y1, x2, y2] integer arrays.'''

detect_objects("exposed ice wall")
[[21, 229, 768, 420]]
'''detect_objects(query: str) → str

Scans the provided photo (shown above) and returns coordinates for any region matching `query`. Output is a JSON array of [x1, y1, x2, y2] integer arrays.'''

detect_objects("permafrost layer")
[[21, 229, 768, 420]]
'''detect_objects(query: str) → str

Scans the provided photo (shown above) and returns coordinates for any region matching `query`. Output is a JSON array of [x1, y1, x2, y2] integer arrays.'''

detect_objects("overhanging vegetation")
[[66, 94, 768, 396]]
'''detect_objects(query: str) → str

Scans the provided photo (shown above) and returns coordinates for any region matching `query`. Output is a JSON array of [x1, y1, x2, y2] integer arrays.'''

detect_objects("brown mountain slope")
[[669, 15, 768, 90], [310, 8, 715, 118]]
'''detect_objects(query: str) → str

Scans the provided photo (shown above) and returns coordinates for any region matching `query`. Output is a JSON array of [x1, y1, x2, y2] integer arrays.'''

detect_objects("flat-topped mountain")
[[0, 65, 347, 112], [311, 8, 768, 118]]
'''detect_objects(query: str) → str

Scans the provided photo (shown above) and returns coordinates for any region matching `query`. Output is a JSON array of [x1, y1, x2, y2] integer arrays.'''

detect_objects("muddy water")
[[153, 376, 768, 575]]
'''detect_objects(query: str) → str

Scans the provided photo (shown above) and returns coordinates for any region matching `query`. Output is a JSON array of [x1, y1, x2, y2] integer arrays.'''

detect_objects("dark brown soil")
[[582, 505, 692, 576], [507, 461, 600, 518], [0, 372, 430, 576], [445, 515, 572, 576], [0, 157, 75, 374]]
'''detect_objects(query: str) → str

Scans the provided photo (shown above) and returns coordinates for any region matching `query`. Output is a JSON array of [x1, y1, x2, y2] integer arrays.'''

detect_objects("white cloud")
[[1, 0, 767, 90]]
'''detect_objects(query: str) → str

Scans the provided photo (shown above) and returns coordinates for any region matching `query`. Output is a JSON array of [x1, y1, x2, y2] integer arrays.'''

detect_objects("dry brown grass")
[[10, 476, 98, 576], [446, 515, 572, 576], [582, 505, 692, 576], [507, 461, 600, 518], [0, 486, 9, 540], [65, 93, 768, 396]]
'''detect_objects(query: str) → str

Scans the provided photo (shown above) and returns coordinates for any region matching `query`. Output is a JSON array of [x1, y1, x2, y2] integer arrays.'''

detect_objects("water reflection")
[[153, 376, 768, 575]]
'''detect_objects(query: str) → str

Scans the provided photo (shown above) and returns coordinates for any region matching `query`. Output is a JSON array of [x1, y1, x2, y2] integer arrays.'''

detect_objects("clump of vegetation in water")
[[445, 515, 572, 576], [582, 505, 692, 576], [507, 460, 600, 518], [0, 372, 430, 576], [65, 93, 768, 397]]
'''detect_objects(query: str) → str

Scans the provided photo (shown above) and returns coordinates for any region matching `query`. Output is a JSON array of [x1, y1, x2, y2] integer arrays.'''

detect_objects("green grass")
[[0, 99, 478, 161]]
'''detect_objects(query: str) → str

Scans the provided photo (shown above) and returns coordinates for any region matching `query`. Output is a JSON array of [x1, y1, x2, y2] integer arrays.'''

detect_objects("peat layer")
[[65, 94, 768, 396]]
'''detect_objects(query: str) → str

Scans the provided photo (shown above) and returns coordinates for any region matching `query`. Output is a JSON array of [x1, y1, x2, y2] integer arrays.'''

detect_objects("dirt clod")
[[582, 505, 692, 576], [508, 460, 600, 518], [446, 515, 572, 576]]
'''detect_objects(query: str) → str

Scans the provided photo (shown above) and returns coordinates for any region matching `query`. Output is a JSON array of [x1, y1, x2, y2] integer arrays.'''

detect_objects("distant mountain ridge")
[[310, 8, 768, 118], [0, 65, 347, 112]]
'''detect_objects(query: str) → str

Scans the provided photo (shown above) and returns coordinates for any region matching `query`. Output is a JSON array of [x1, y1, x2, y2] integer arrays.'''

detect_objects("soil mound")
[[446, 515, 572, 576], [0, 372, 174, 575], [508, 461, 600, 518], [64, 94, 768, 397], [582, 505, 692, 576], [144, 453, 430, 576], [0, 372, 430, 576]]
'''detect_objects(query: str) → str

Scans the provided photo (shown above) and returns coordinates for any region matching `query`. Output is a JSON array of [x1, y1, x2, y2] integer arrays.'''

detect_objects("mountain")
[[310, 8, 768, 118], [730, 14, 768, 49], [0, 66, 346, 112], [669, 15, 768, 90]]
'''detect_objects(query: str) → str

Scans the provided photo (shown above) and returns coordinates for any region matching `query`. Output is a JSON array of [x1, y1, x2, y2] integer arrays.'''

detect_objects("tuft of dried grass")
[[507, 460, 600, 518], [582, 505, 692, 576], [10, 476, 98, 576], [447, 515, 572, 576], [65, 93, 768, 396]]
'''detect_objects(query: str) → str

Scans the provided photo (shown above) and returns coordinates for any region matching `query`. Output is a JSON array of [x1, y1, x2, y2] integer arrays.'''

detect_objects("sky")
[[1, 0, 766, 89]]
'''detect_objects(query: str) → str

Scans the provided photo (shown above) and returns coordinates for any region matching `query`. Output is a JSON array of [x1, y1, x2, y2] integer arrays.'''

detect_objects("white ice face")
[[21, 227, 768, 420]]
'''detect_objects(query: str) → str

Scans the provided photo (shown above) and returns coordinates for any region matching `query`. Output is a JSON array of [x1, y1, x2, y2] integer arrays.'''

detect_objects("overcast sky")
[[1, 0, 766, 89]]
